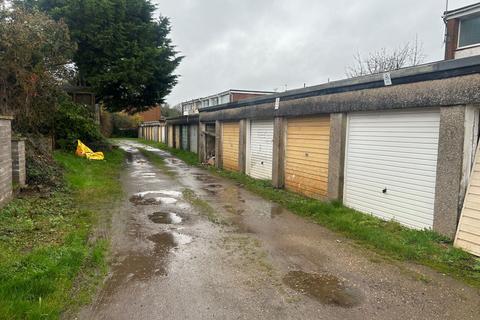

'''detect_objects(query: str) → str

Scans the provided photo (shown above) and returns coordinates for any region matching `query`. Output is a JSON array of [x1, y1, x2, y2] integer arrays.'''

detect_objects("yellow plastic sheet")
[[75, 140, 104, 160]]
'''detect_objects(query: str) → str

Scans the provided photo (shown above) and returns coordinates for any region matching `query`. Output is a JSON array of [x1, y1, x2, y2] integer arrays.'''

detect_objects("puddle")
[[130, 190, 181, 206], [195, 175, 216, 183], [155, 197, 178, 204], [283, 271, 363, 307], [129, 195, 162, 205], [136, 190, 182, 198], [172, 232, 193, 245], [148, 232, 177, 254], [100, 232, 177, 302], [149, 212, 183, 224]]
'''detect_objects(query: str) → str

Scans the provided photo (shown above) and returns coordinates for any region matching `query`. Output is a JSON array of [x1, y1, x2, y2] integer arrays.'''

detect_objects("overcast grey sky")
[[153, 0, 476, 106]]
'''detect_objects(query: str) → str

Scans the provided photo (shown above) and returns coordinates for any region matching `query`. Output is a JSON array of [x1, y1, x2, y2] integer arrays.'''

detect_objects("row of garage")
[[217, 109, 443, 231], [140, 57, 480, 254], [196, 57, 480, 245], [139, 118, 200, 154], [139, 121, 166, 144]]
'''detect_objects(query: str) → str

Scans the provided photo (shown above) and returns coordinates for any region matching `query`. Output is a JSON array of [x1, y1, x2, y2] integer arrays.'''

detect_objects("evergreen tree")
[[24, 0, 183, 113]]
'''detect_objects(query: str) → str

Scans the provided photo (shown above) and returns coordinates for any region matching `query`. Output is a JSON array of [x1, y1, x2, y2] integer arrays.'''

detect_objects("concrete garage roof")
[[199, 56, 480, 122], [166, 113, 199, 125]]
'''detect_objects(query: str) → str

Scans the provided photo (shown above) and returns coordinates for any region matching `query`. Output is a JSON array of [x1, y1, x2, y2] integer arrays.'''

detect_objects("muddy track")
[[79, 141, 480, 320]]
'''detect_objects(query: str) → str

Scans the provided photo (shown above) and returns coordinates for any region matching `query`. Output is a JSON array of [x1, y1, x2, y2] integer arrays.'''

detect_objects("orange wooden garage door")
[[285, 116, 330, 198], [222, 122, 240, 171]]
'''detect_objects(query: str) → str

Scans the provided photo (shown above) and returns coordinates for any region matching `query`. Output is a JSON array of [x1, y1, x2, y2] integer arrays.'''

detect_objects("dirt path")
[[79, 140, 480, 320]]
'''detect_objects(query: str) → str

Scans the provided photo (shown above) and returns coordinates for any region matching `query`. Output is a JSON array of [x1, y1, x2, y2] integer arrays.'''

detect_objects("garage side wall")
[[433, 106, 469, 238]]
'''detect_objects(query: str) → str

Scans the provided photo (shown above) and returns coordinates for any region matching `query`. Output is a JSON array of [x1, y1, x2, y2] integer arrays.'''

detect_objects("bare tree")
[[346, 36, 426, 78]]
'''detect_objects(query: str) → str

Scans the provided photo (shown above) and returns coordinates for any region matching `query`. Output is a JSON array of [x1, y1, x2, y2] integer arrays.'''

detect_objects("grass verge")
[[132, 138, 480, 287], [0, 149, 124, 319]]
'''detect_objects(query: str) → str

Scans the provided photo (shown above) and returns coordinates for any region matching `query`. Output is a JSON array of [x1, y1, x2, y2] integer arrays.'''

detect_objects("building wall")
[[445, 18, 460, 60], [137, 106, 162, 122], [456, 46, 480, 59], [0, 117, 12, 207], [231, 92, 272, 103]]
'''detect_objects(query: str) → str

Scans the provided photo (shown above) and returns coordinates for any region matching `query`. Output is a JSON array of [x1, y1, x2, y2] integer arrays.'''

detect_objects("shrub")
[[54, 97, 107, 150]]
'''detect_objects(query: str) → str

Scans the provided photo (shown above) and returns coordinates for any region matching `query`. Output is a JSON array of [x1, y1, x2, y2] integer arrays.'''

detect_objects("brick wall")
[[231, 92, 273, 102], [136, 106, 162, 122], [445, 18, 459, 60], [11, 139, 26, 187], [0, 116, 13, 207]]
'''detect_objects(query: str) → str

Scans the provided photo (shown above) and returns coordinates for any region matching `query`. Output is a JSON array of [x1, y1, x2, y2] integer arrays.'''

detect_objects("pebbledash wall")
[[0, 116, 13, 207], [199, 56, 480, 238]]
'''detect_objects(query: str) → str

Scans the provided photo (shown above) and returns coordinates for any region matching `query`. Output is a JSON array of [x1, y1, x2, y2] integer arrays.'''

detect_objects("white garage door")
[[248, 120, 274, 180], [344, 109, 440, 230]]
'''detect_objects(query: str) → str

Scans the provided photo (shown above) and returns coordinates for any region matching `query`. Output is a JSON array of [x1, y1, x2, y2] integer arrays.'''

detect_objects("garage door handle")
[[382, 188, 387, 194]]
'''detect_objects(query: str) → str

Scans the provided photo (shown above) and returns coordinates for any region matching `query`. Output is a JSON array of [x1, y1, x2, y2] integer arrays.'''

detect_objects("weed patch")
[[182, 189, 226, 225]]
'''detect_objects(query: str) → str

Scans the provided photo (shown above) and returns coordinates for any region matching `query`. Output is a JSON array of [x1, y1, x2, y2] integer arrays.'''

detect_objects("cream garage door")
[[344, 109, 440, 230], [248, 120, 274, 180]]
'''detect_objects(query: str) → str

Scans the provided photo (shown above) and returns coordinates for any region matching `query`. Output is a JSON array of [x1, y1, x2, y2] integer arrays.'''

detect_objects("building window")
[[202, 100, 209, 108], [220, 94, 230, 104], [459, 15, 480, 48], [211, 97, 218, 106]]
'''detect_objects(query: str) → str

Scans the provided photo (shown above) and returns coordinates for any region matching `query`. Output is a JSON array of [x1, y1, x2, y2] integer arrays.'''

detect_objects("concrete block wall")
[[11, 138, 26, 187], [0, 116, 13, 207]]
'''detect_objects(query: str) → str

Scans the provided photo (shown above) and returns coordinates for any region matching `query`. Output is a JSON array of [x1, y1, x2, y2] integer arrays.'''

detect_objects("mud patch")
[[270, 204, 286, 218], [195, 175, 216, 183], [129, 195, 162, 205], [202, 183, 223, 196], [283, 271, 362, 307], [149, 212, 183, 224]]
